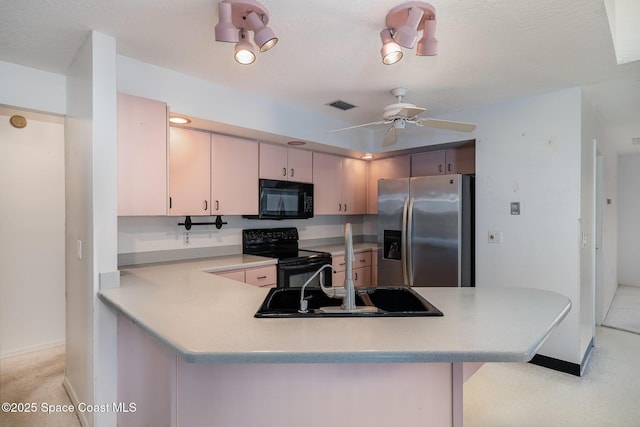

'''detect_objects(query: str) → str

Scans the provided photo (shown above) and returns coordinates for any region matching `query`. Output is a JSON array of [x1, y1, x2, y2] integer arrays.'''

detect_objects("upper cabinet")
[[169, 127, 259, 216], [117, 93, 168, 216], [367, 156, 411, 214], [313, 153, 366, 215], [411, 146, 475, 176], [259, 143, 313, 183], [169, 127, 211, 216], [211, 134, 258, 215]]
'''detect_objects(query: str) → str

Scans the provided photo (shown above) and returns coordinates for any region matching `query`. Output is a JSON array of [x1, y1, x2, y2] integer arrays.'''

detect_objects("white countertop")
[[99, 256, 571, 364], [303, 242, 378, 256]]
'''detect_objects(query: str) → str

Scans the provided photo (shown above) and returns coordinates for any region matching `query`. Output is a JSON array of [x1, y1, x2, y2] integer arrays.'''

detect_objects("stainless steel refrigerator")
[[377, 174, 474, 287]]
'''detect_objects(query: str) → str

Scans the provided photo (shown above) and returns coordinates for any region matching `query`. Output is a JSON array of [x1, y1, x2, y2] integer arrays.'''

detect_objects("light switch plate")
[[510, 202, 520, 215]]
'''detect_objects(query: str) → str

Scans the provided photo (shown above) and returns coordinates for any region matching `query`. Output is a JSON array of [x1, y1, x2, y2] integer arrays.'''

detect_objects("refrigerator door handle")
[[401, 196, 410, 286], [407, 197, 415, 286]]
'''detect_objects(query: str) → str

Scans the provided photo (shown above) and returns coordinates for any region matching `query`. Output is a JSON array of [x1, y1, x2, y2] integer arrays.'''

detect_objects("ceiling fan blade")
[[382, 126, 399, 147], [328, 121, 386, 132], [417, 118, 477, 132], [396, 106, 426, 119]]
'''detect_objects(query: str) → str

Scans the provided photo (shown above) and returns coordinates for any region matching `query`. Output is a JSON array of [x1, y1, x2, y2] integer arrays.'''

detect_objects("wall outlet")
[[183, 232, 190, 245], [488, 231, 503, 243]]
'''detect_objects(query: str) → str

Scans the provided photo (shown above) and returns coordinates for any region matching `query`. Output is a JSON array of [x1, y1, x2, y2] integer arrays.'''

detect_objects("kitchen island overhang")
[[99, 258, 571, 427]]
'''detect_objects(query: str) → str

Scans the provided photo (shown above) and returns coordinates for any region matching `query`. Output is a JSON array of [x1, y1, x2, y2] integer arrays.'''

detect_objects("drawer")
[[245, 266, 277, 287], [355, 251, 371, 268], [333, 251, 372, 272]]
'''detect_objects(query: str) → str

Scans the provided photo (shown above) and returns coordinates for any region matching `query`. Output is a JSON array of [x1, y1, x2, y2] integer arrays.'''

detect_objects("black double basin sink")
[[255, 287, 443, 318]]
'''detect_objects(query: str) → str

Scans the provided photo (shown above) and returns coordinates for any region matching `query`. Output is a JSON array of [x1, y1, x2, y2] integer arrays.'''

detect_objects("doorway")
[[0, 107, 65, 357]]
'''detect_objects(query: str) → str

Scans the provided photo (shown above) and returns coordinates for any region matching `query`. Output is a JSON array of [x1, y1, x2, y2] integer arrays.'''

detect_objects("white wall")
[[0, 60, 66, 115], [65, 31, 119, 427], [0, 109, 65, 358], [579, 95, 597, 363], [118, 215, 365, 261], [116, 56, 373, 153], [397, 88, 588, 365], [617, 154, 640, 286]]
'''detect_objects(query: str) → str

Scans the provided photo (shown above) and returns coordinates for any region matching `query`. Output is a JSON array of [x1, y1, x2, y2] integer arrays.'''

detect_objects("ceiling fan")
[[330, 88, 476, 147]]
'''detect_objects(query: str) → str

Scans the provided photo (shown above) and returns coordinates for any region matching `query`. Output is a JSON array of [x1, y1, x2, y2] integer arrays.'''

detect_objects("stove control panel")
[[243, 227, 299, 244]]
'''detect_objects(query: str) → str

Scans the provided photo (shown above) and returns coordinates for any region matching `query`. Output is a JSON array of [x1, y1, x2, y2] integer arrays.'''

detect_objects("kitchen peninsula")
[[99, 256, 570, 427]]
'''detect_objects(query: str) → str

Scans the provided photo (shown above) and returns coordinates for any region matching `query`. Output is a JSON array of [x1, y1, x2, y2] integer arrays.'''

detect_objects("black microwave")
[[244, 179, 314, 220]]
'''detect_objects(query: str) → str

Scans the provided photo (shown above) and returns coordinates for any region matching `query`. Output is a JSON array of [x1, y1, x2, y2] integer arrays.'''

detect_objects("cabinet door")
[[211, 135, 258, 215], [313, 153, 343, 215], [353, 267, 372, 288], [367, 156, 410, 213], [342, 158, 367, 214], [169, 127, 210, 216], [411, 151, 446, 176], [259, 143, 288, 180], [287, 148, 313, 183], [117, 93, 168, 216], [445, 146, 475, 174]]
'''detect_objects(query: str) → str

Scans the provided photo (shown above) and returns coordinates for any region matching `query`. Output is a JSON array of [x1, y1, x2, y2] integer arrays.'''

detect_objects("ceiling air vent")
[[327, 100, 357, 111]]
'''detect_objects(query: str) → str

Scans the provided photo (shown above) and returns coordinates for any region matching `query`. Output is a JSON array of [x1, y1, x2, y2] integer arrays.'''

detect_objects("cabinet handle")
[[439, 164, 443, 173], [290, 168, 294, 177], [204, 200, 208, 211], [354, 272, 358, 280], [282, 167, 287, 177], [344, 204, 347, 212], [215, 200, 220, 211], [359, 259, 366, 263], [169, 197, 172, 209], [339, 262, 346, 266], [257, 275, 267, 280], [338, 203, 342, 212], [448, 163, 452, 172]]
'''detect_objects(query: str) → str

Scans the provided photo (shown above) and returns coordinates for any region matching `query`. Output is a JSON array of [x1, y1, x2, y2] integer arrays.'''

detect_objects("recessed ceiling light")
[[361, 153, 374, 160], [287, 140, 306, 146], [169, 116, 191, 124]]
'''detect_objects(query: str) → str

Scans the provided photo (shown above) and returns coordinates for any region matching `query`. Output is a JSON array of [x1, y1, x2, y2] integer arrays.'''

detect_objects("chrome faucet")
[[299, 223, 370, 314], [341, 223, 357, 311]]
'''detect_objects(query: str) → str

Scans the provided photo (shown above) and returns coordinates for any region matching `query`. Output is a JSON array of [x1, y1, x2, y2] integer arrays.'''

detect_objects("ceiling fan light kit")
[[382, 1, 438, 64], [214, 0, 277, 65]]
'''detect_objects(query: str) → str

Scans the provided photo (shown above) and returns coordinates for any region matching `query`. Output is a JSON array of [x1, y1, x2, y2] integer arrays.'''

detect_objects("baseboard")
[[63, 376, 90, 427], [0, 339, 65, 359], [529, 354, 581, 376], [530, 338, 595, 377]]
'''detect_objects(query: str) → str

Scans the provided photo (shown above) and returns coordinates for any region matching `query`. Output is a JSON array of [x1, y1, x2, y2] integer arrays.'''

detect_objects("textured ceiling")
[[1, 0, 639, 153]]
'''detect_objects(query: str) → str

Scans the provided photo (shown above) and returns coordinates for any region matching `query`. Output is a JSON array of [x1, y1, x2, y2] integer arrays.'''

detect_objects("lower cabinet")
[[332, 251, 373, 288], [213, 265, 276, 288]]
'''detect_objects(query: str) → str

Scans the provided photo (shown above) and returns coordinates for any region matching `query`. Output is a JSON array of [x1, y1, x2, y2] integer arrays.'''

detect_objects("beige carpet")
[[465, 326, 640, 426], [603, 284, 640, 335], [0, 345, 81, 427]]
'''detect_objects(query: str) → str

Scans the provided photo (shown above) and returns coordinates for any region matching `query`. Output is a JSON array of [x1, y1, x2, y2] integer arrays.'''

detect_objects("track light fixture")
[[381, 1, 438, 65], [234, 30, 256, 64], [214, 0, 277, 65]]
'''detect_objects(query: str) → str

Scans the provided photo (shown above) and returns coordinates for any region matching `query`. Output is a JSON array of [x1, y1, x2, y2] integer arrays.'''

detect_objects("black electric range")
[[242, 228, 332, 288]]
